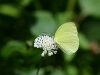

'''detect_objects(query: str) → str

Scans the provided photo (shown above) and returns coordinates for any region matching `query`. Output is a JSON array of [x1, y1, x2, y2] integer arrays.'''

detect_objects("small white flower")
[[34, 34, 58, 56]]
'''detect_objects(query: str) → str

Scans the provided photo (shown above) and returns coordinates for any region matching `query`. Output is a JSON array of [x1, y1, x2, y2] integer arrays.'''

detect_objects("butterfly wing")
[[54, 22, 79, 54]]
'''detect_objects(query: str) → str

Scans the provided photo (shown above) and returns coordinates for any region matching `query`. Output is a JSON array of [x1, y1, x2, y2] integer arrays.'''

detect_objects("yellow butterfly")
[[54, 22, 79, 54]]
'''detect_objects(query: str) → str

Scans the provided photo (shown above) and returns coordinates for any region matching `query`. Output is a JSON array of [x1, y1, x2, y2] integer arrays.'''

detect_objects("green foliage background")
[[0, 0, 100, 75]]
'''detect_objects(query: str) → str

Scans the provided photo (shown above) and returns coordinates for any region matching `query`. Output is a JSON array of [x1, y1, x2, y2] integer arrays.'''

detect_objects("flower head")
[[34, 34, 58, 56]]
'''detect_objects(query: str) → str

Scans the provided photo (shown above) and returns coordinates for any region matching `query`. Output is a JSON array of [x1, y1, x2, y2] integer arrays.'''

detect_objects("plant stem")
[[66, 0, 77, 12], [36, 57, 44, 75]]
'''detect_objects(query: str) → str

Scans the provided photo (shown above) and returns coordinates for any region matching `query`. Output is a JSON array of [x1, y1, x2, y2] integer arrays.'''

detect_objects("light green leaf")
[[79, 0, 100, 17], [30, 11, 57, 36], [1, 40, 27, 59], [15, 69, 44, 75], [51, 68, 65, 75], [79, 32, 89, 50], [64, 53, 76, 62], [56, 12, 75, 26]]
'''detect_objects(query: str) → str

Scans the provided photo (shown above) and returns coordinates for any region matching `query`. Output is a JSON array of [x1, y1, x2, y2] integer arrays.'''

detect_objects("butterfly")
[[54, 22, 79, 54]]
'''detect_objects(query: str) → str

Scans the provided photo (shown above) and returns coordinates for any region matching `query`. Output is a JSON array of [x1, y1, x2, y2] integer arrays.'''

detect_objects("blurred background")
[[0, 0, 100, 75]]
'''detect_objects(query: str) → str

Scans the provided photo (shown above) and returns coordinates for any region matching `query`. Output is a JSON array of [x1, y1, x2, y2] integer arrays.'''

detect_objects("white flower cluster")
[[34, 34, 58, 56]]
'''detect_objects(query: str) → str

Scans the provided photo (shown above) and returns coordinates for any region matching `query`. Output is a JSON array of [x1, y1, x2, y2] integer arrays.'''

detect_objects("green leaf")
[[79, 0, 100, 17], [30, 11, 57, 36], [66, 65, 78, 75], [0, 4, 20, 18], [51, 68, 65, 75], [64, 53, 76, 62], [56, 12, 75, 26], [1, 40, 27, 59], [79, 32, 90, 50], [82, 69, 92, 75], [15, 69, 44, 75], [20, 0, 33, 6]]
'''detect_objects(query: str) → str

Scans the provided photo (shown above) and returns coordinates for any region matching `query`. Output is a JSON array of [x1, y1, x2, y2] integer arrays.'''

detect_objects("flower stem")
[[36, 57, 44, 75]]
